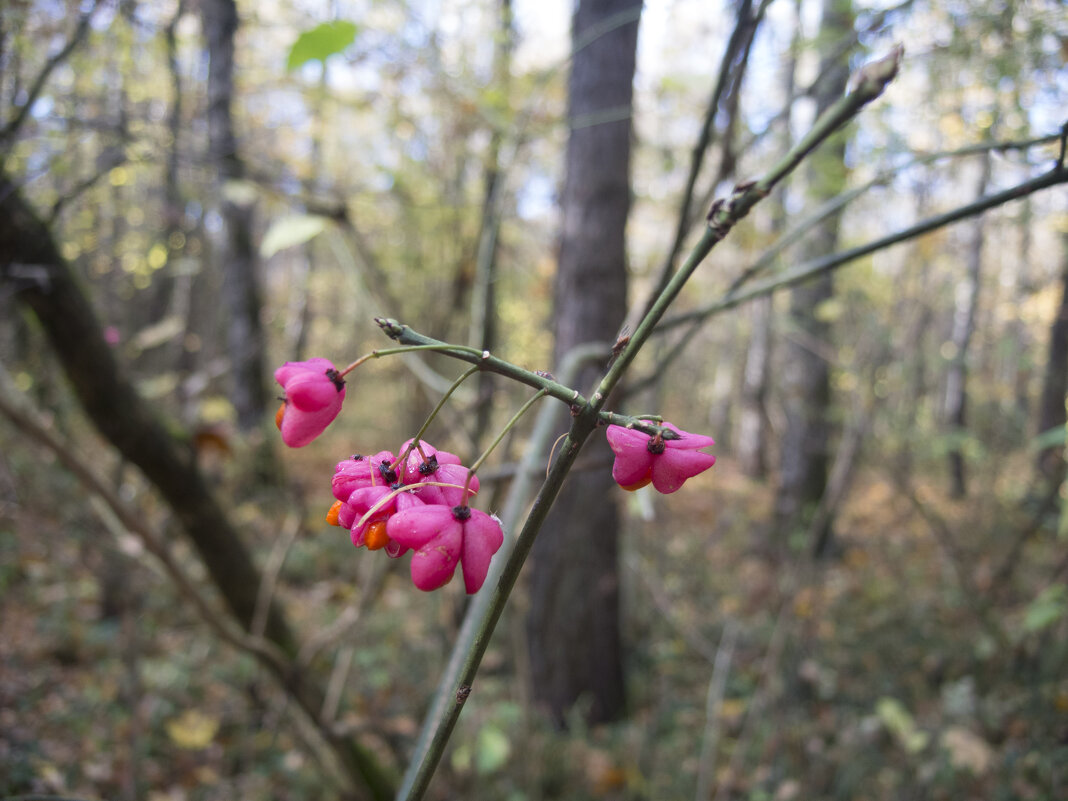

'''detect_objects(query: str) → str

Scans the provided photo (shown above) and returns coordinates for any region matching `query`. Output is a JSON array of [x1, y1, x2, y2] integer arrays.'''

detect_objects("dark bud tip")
[[326, 368, 345, 392]]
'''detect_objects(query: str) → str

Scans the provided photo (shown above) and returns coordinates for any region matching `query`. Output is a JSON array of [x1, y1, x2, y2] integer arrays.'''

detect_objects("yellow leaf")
[[718, 697, 746, 723], [166, 709, 219, 750]]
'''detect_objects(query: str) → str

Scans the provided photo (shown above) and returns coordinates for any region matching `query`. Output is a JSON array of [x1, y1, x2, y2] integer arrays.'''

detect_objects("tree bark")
[[468, 0, 513, 449], [526, 0, 640, 727], [738, 294, 772, 477], [1037, 232, 1068, 482], [773, 0, 853, 554], [199, 0, 269, 432], [0, 175, 294, 652], [0, 175, 397, 800], [737, 1, 798, 479], [943, 152, 991, 498]]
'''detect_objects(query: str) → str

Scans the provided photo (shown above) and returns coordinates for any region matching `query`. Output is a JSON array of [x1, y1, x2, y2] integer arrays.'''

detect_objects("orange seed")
[[365, 520, 390, 550], [325, 500, 343, 526]]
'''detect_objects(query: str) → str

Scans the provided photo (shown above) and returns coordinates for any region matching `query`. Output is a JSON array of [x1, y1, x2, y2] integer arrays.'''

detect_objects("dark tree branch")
[[627, 0, 769, 331], [0, 370, 292, 675], [0, 2, 101, 149], [726, 132, 1063, 296], [48, 150, 127, 222], [0, 175, 397, 801], [658, 163, 1068, 332]]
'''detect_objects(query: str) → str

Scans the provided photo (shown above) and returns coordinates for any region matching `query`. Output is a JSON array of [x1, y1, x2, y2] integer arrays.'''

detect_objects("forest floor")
[[2, 446, 1066, 801]]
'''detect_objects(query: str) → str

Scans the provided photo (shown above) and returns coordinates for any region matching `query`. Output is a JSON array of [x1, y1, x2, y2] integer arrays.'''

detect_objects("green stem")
[[462, 389, 549, 501], [396, 365, 481, 465], [392, 47, 905, 800], [398, 409, 601, 801], [593, 45, 902, 409], [468, 389, 548, 476], [658, 164, 1068, 332], [376, 317, 589, 408], [340, 343, 485, 377]]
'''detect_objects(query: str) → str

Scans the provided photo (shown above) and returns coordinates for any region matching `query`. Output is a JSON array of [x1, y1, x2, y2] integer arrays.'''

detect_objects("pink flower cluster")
[[274, 359, 346, 447], [271, 359, 714, 592], [606, 422, 715, 494], [326, 440, 503, 594]]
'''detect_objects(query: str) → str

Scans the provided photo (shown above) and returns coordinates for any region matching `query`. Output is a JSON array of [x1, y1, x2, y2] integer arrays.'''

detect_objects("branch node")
[[845, 43, 903, 100], [375, 317, 404, 340]]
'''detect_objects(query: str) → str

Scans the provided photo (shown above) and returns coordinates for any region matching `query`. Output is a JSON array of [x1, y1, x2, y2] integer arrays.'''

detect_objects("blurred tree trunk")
[[737, 0, 799, 479], [1037, 232, 1068, 483], [0, 175, 396, 800], [0, 174, 294, 654], [199, 0, 269, 433], [892, 184, 934, 482], [738, 295, 772, 477], [468, 0, 513, 449], [526, 0, 640, 727], [943, 153, 991, 499], [773, 0, 853, 555]]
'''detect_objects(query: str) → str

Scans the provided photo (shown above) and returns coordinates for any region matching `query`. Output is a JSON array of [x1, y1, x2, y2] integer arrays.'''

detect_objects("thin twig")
[[594, 45, 904, 408], [725, 132, 1062, 296], [711, 595, 793, 801], [0, 2, 101, 147], [989, 479, 1062, 597], [627, 0, 769, 331], [694, 619, 739, 801], [252, 511, 302, 640], [0, 366, 291, 676], [628, 554, 719, 664], [397, 46, 904, 800], [49, 151, 128, 222], [322, 645, 356, 724], [898, 480, 1010, 650], [658, 163, 1068, 334], [396, 342, 609, 799], [299, 556, 390, 667], [629, 158, 1067, 396]]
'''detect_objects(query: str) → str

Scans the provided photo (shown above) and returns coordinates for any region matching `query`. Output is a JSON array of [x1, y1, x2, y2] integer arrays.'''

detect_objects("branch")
[[396, 342, 609, 799], [394, 46, 905, 800], [376, 319, 681, 441], [627, 0, 769, 331], [694, 619, 739, 801], [0, 367, 291, 675], [725, 132, 1062, 296], [0, 3, 100, 149], [397, 388, 598, 801], [898, 480, 1010, 650], [658, 163, 1068, 333], [298, 556, 390, 668], [48, 149, 128, 222], [376, 317, 591, 407], [0, 174, 397, 801], [594, 45, 904, 407]]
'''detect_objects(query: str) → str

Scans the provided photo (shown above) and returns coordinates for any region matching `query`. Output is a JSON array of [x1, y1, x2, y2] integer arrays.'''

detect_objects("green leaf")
[[261, 214, 329, 257], [287, 21, 358, 71], [222, 179, 258, 206], [876, 697, 929, 754], [475, 724, 511, 774], [1029, 424, 1066, 452], [132, 315, 184, 351], [1023, 584, 1068, 633]]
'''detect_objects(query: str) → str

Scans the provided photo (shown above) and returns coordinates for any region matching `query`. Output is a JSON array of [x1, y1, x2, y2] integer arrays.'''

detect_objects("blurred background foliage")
[[1, 0, 1067, 799]]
